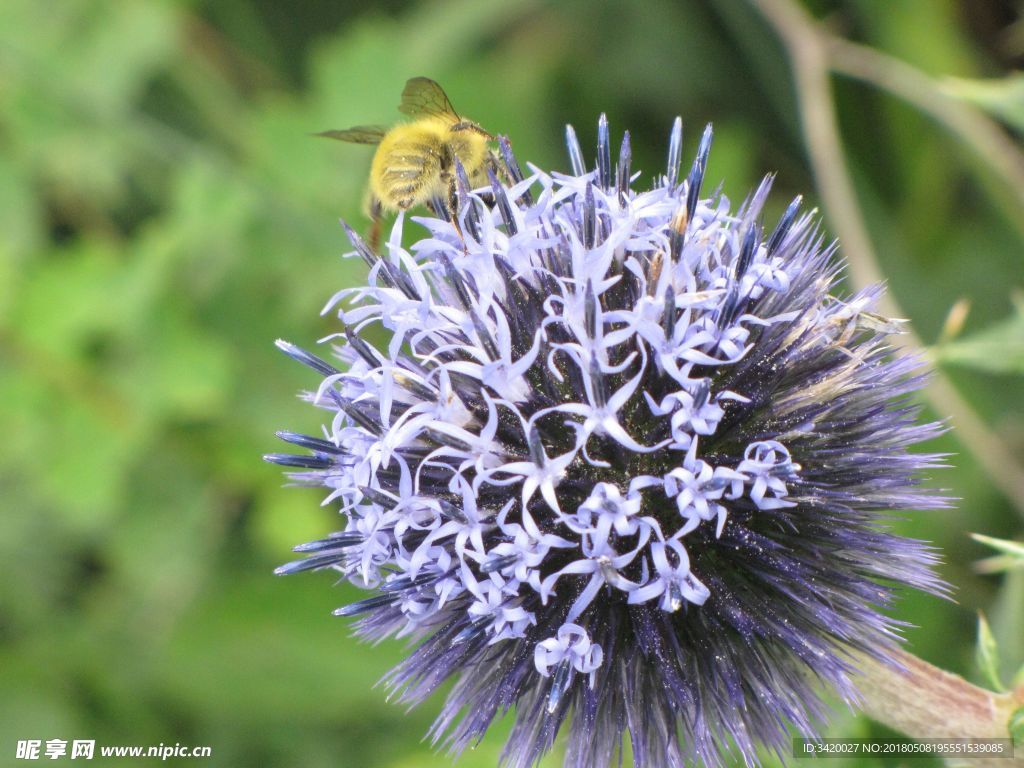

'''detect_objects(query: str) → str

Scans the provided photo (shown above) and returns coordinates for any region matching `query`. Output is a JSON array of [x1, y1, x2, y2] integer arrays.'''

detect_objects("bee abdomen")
[[368, 121, 465, 212]]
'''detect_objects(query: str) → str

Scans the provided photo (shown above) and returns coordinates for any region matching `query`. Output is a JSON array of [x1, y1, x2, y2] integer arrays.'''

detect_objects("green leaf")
[[976, 612, 1006, 692], [932, 306, 1024, 375], [1010, 706, 1024, 742], [972, 533, 1024, 563], [942, 74, 1024, 135], [990, 572, 1024, 696]]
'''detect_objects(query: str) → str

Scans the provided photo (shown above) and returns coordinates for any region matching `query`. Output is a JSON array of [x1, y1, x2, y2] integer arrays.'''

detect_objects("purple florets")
[[267, 116, 948, 767]]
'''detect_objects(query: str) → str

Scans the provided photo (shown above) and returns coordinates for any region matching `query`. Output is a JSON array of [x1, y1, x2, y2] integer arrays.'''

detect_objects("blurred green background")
[[2, 0, 1023, 765]]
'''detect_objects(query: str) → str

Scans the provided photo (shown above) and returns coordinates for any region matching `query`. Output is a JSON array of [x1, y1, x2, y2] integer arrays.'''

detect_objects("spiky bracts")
[[267, 116, 948, 767]]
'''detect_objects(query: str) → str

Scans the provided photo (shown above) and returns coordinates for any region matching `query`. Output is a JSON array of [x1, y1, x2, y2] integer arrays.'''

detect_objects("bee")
[[317, 77, 494, 249]]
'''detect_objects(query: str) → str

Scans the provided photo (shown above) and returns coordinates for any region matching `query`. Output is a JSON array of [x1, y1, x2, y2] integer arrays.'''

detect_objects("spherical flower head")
[[267, 116, 949, 767]]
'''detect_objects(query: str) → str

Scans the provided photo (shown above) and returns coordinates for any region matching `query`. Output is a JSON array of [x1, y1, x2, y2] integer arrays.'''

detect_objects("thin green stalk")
[[747, 0, 1024, 524]]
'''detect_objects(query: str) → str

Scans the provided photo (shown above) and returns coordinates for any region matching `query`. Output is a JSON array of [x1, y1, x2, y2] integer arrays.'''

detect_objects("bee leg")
[[443, 172, 466, 246], [446, 172, 460, 224], [436, 147, 465, 245], [367, 196, 383, 253], [437, 144, 457, 218], [487, 149, 513, 187]]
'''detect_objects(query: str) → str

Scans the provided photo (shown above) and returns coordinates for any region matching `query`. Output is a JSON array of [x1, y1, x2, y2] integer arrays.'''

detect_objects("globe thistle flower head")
[[267, 114, 948, 767]]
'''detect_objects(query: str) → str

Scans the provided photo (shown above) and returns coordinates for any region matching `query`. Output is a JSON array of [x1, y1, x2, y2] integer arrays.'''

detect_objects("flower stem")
[[855, 648, 1024, 767]]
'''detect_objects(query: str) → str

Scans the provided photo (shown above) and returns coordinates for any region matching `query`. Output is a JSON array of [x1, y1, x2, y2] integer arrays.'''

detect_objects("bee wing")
[[314, 126, 388, 145], [398, 77, 459, 120]]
